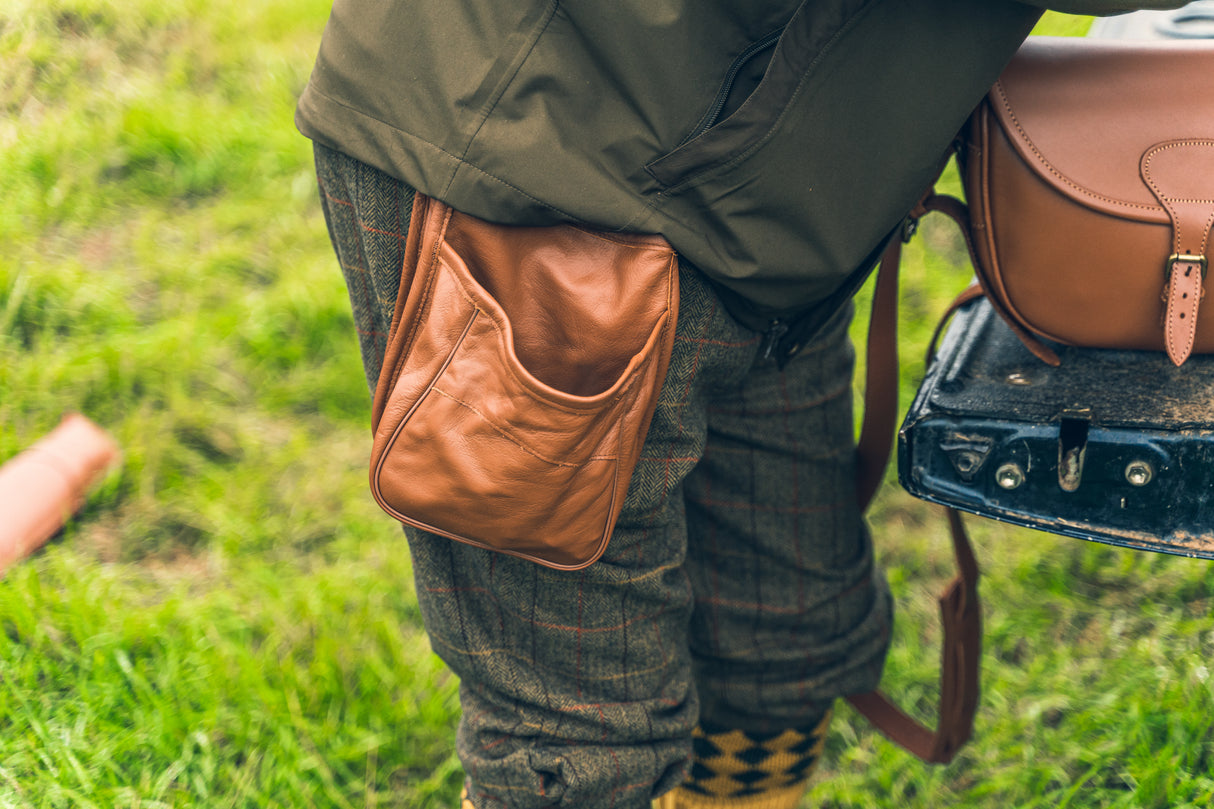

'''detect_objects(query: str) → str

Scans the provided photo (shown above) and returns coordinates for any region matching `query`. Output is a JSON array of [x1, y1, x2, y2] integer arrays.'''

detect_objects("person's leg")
[[314, 142, 766, 809], [312, 143, 412, 394], [411, 265, 777, 809], [657, 307, 893, 809]]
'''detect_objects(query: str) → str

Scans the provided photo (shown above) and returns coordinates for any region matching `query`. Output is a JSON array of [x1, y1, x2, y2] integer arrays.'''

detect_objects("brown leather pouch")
[[964, 37, 1214, 366], [368, 194, 678, 570]]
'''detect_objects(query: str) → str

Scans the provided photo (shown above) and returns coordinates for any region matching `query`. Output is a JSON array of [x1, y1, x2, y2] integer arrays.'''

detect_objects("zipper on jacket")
[[760, 318, 789, 362], [686, 28, 783, 141]]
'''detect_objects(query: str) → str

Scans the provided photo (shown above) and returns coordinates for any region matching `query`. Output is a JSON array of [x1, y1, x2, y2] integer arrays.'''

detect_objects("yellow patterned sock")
[[652, 711, 831, 809]]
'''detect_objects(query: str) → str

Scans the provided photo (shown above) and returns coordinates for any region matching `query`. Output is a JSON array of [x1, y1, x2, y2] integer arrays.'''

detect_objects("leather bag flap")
[[991, 37, 1214, 225]]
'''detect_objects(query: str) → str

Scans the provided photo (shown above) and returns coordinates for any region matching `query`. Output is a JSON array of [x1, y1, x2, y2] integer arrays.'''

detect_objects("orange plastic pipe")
[[0, 413, 120, 572]]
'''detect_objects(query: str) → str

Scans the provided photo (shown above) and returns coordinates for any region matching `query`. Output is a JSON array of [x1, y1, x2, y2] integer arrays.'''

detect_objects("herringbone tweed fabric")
[[314, 143, 891, 809], [314, 143, 415, 393]]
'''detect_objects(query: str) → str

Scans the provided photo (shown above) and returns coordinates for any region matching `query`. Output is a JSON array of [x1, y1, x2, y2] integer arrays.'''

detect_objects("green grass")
[[2, 4, 1213, 807], [0, 2, 461, 806]]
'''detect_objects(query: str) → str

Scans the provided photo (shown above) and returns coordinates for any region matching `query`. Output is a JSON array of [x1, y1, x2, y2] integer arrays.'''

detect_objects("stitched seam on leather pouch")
[[1167, 274, 1200, 359], [1142, 141, 1214, 202], [425, 387, 590, 468], [1142, 140, 1214, 255], [373, 309, 479, 492], [995, 82, 1160, 214], [443, 254, 664, 413], [389, 205, 453, 388]]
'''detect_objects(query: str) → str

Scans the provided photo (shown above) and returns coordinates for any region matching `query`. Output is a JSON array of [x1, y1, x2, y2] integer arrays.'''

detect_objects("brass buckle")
[[1167, 253, 1208, 279]]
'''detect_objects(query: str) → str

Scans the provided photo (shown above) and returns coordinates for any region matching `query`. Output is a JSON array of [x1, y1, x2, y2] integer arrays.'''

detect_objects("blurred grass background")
[[1, 3, 1212, 807]]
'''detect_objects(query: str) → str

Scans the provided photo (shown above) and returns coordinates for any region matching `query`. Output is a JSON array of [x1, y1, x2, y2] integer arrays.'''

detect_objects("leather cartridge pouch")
[[964, 37, 1214, 366], [369, 194, 679, 570]]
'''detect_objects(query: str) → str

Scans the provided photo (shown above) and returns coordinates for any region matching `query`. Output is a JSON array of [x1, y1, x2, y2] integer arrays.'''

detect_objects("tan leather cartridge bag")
[[369, 194, 678, 569], [965, 37, 1214, 367]]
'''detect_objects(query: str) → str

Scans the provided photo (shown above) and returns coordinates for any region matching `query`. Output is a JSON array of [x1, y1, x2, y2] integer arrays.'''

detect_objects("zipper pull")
[[760, 319, 788, 361]]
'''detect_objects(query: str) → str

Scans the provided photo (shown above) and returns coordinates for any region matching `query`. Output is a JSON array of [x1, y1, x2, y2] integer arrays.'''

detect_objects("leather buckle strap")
[[1164, 255, 1206, 366], [1167, 253, 1207, 279], [1141, 140, 1214, 367]]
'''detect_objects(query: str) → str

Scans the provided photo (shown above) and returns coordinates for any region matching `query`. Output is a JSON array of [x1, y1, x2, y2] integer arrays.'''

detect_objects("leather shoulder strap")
[[847, 206, 982, 765]]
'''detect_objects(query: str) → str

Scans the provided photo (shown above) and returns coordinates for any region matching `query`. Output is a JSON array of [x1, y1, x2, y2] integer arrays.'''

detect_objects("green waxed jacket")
[[296, 0, 1185, 330]]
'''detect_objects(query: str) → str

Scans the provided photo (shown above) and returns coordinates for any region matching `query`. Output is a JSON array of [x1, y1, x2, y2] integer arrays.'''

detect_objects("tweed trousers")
[[314, 143, 892, 809]]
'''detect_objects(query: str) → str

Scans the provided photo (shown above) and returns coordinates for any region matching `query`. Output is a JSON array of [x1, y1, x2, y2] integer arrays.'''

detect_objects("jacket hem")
[[296, 84, 580, 226]]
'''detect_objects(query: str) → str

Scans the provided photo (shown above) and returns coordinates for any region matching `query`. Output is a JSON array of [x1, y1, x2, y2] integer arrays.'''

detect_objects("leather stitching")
[[1140, 140, 1214, 254], [427, 387, 590, 467], [972, 115, 1062, 363], [436, 245, 676, 415], [1142, 141, 1213, 364], [1204, 207, 1214, 257], [994, 82, 1162, 214], [448, 270, 656, 414], [389, 203, 452, 391], [1166, 262, 1202, 362]]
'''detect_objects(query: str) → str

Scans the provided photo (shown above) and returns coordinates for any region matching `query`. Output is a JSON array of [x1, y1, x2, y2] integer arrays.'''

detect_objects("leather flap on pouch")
[[991, 37, 1214, 225]]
